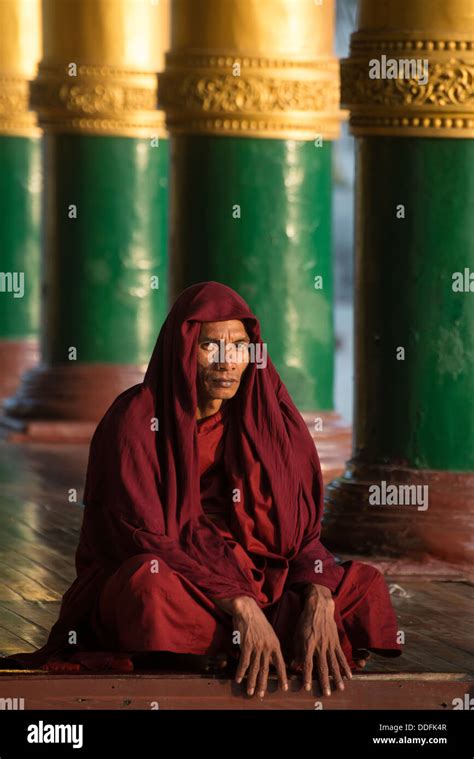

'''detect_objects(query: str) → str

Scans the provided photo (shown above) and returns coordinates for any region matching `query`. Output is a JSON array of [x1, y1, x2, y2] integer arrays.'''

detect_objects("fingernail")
[[248, 688, 254, 695], [236, 677, 242, 683], [283, 683, 289, 691], [259, 691, 265, 698], [304, 683, 311, 691], [325, 688, 331, 696]]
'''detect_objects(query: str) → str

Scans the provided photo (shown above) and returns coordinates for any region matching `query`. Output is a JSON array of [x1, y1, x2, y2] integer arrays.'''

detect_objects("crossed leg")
[[90, 554, 400, 673]]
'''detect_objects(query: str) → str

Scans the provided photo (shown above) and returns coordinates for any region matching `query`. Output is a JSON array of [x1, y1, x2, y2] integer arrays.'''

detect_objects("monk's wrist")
[[211, 594, 257, 616], [230, 595, 258, 616], [304, 583, 333, 605]]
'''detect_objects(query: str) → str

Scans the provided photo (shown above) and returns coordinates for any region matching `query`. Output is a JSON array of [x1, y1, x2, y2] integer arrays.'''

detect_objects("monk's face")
[[197, 319, 250, 401]]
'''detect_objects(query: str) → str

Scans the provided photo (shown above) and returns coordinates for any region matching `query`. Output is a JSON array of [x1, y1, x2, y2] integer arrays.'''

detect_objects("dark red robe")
[[0, 281, 402, 673]]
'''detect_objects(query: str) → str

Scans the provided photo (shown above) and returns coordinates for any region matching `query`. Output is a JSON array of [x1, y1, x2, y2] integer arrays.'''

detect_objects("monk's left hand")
[[291, 584, 352, 696]]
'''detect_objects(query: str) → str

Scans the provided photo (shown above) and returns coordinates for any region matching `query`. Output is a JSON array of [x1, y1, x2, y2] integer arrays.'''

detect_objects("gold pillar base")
[[300, 411, 352, 485], [2, 363, 145, 442], [324, 462, 474, 569], [0, 339, 39, 402]]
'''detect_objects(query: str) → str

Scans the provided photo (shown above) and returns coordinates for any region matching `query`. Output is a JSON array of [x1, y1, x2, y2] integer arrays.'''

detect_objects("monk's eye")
[[201, 341, 219, 350]]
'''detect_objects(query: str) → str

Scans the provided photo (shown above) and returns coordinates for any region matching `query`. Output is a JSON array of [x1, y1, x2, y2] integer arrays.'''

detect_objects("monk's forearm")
[[304, 583, 333, 604], [211, 585, 331, 615], [210, 594, 258, 616]]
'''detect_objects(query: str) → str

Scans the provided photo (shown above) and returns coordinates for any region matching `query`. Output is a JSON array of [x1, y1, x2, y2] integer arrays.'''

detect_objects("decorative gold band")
[[342, 33, 474, 138], [31, 64, 166, 137], [0, 0, 41, 137], [159, 54, 344, 141], [0, 75, 39, 137]]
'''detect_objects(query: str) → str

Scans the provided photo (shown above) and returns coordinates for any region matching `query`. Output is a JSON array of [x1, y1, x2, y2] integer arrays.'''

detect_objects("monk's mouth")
[[210, 378, 238, 388]]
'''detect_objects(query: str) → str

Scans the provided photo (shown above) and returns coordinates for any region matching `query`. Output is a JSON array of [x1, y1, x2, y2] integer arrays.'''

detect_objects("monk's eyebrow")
[[199, 334, 250, 343], [200, 334, 249, 342]]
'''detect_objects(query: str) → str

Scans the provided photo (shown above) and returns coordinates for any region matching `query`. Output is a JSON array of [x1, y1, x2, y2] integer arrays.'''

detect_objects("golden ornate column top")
[[159, 0, 345, 141], [32, 0, 170, 137], [342, 0, 474, 138], [0, 0, 41, 137]]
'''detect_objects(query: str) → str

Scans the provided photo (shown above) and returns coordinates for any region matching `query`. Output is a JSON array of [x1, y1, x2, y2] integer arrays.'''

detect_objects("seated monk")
[[1, 281, 402, 698]]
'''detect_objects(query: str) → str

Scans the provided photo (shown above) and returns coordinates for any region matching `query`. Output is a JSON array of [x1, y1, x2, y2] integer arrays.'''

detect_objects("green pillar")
[[324, 0, 474, 567], [0, 0, 42, 400], [354, 137, 474, 472], [41, 134, 168, 366], [169, 136, 334, 410], [160, 0, 344, 413], [4, 0, 170, 432]]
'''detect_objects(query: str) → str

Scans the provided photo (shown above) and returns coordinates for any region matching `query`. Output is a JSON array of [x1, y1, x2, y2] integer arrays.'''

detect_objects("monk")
[[1, 282, 402, 698]]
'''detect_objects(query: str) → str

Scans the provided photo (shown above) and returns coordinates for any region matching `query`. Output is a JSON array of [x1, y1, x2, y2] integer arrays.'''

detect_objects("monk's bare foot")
[[354, 649, 371, 668]]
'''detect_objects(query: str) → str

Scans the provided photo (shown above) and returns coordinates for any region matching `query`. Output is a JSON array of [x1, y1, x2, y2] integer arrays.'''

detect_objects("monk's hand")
[[291, 584, 352, 696], [230, 596, 288, 698]]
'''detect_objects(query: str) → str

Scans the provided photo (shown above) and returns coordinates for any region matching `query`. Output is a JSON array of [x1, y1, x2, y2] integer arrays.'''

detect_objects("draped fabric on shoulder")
[[1, 281, 348, 668]]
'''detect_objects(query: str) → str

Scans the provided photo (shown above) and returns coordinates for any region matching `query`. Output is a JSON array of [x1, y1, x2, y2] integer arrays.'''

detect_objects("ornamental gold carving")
[[31, 65, 166, 137], [159, 56, 344, 140], [0, 75, 38, 136], [342, 37, 474, 137], [0, 0, 41, 136]]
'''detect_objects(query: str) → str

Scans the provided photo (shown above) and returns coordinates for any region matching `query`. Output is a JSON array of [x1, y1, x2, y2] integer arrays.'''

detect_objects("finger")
[[256, 653, 270, 698], [315, 650, 331, 696], [302, 646, 316, 692], [328, 649, 345, 691], [246, 650, 262, 696], [336, 646, 353, 680], [235, 647, 251, 684], [274, 649, 289, 691]]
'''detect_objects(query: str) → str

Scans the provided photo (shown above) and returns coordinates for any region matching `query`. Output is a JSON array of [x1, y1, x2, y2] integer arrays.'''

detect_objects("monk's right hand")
[[231, 596, 288, 698]]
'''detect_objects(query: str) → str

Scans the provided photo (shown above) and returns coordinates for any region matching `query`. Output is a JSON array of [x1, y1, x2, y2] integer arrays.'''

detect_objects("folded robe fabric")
[[1, 281, 353, 669]]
